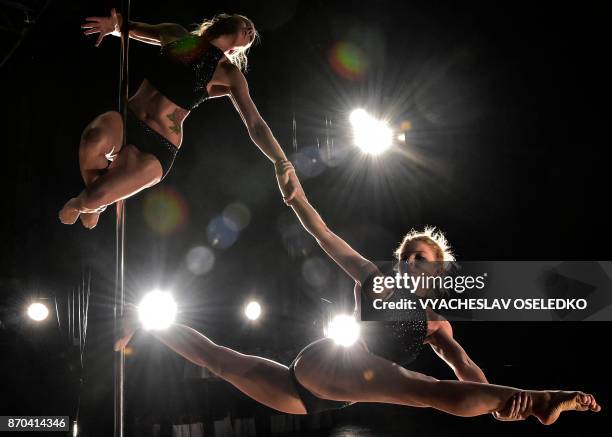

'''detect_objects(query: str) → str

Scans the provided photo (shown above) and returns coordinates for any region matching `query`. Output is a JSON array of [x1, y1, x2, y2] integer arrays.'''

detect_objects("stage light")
[[349, 108, 368, 126], [27, 302, 49, 321], [325, 314, 360, 346], [396, 133, 406, 142], [138, 290, 177, 330], [244, 301, 261, 321], [349, 109, 393, 155]]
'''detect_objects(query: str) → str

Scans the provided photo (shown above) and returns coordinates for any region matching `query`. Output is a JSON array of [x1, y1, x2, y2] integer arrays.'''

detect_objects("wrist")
[[274, 158, 292, 174]]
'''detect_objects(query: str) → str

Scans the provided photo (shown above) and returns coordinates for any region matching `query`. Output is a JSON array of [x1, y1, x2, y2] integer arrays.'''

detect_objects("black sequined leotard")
[[146, 35, 226, 110], [359, 273, 428, 366]]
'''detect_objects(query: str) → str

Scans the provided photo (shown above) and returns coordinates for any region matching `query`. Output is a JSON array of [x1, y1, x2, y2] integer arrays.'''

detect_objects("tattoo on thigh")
[[166, 109, 186, 135]]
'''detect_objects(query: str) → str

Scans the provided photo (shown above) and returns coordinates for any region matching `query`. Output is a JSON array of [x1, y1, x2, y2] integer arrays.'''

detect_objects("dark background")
[[1, 0, 610, 436]]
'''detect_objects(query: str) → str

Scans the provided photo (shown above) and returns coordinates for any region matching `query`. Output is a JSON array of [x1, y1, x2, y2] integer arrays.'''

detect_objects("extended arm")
[[225, 63, 288, 163], [290, 195, 378, 284], [82, 8, 188, 47], [225, 65, 305, 200], [275, 162, 378, 284]]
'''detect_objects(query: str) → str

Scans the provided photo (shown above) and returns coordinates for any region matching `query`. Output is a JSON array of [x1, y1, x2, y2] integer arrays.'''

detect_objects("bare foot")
[[80, 213, 101, 229], [534, 391, 601, 425], [79, 205, 106, 229], [59, 198, 81, 225]]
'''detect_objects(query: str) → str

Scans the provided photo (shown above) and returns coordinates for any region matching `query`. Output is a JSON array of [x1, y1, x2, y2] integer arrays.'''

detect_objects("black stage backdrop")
[[1, 1, 610, 436]]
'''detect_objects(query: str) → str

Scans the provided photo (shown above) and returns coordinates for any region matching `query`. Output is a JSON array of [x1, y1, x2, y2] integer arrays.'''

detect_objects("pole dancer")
[[60, 8, 302, 229]]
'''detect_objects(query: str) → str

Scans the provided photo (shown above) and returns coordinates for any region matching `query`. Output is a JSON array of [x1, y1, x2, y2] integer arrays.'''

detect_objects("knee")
[[80, 112, 121, 150], [80, 126, 106, 153]]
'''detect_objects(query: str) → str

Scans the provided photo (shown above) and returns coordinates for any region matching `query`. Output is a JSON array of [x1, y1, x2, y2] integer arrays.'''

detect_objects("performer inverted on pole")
[[60, 9, 302, 229]]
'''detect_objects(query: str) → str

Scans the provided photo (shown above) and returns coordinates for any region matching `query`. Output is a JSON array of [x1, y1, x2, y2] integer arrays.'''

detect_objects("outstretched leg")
[[116, 323, 307, 415], [294, 340, 600, 424]]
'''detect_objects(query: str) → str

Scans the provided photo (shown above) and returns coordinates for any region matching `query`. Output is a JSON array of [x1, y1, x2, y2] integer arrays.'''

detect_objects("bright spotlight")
[[325, 314, 360, 346], [245, 301, 262, 321], [349, 108, 369, 126], [349, 109, 393, 155], [138, 290, 177, 330], [27, 302, 49, 321]]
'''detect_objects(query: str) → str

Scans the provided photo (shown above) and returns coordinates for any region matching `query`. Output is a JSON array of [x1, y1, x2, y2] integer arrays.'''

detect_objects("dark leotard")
[[126, 35, 225, 178], [146, 35, 226, 110], [359, 273, 428, 367]]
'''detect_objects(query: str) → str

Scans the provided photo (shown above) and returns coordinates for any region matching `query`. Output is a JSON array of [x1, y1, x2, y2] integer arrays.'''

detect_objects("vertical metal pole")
[[114, 2, 130, 437]]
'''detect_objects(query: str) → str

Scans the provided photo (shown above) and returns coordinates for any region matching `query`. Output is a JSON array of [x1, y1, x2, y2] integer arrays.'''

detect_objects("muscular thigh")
[[222, 352, 307, 415], [108, 144, 163, 188], [295, 340, 435, 405], [83, 111, 124, 154], [293, 339, 370, 400]]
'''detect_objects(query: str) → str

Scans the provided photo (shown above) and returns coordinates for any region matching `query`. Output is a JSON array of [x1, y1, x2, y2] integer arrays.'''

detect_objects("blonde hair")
[[192, 13, 259, 71], [395, 226, 456, 262]]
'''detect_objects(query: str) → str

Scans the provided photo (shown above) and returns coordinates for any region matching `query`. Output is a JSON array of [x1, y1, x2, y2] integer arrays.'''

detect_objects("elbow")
[[313, 225, 333, 246], [247, 120, 268, 139], [455, 360, 473, 375], [318, 224, 333, 241], [454, 353, 473, 372], [455, 358, 487, 382]]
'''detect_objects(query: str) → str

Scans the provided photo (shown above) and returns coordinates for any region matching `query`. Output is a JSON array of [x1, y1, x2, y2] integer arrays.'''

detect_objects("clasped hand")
[[275, 160, 305, 205]]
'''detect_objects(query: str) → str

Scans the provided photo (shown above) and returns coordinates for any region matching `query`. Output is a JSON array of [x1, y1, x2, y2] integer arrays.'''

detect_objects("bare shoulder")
[[220, 62, 247, 85], [166, 23, 190, 36], [158, 24, 190, 45]]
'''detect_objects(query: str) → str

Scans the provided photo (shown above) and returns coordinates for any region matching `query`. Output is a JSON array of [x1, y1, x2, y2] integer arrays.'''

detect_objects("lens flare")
[[207, 216, 239, 249], [329, 42, 367, 80], [143, 187, 188, 235], [291, 146, 327, 179], [302, 257, 331, 287], [222, 203, 251, 231], [186, 246, 215, 275]]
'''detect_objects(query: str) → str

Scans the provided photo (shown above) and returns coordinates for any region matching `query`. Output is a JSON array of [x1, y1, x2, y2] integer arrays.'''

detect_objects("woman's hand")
[[82, 8, 122, 47], [275, 160, 305, 204], [493, 392, 533, 421]]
